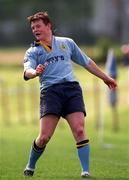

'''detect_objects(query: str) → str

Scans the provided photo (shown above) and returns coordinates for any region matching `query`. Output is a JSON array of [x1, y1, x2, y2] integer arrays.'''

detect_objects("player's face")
[[31, 19, 51, 41]]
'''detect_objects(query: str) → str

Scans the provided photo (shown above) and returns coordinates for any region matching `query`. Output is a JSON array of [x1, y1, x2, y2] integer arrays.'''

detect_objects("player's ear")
[[47, 23, 52, 30]]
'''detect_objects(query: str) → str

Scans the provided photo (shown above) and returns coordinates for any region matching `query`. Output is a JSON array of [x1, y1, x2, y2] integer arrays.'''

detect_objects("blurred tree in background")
[[0, 0, 129, 47], [0, 0, 93, 46]]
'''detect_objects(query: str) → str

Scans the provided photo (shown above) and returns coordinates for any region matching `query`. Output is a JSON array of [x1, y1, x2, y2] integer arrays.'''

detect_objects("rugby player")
[[23, 11, 117, 178]]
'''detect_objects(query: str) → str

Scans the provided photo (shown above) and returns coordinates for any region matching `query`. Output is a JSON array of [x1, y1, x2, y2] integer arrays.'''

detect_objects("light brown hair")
[[27, 11, 53, 29]]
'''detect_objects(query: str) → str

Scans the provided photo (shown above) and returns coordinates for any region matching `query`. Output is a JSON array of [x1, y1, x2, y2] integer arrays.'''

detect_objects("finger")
[[38, 64, 43, 67], [39, 64, 45, 70]]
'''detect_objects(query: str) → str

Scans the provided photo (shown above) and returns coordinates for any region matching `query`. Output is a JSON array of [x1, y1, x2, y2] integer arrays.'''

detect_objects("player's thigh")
[[39, 114, 59, 137], [66, 112, 85, 129], [66, 112, 88, 141]]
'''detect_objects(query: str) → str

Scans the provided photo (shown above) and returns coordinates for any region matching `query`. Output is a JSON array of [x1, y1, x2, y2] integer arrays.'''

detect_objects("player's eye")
[[36, 25, 41, 29], [31, 26, 35, 30]]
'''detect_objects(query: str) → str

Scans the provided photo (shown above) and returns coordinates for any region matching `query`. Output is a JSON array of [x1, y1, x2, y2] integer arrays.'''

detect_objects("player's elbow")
[[23, 69, 37, 80], [23, 71, 30, 81]]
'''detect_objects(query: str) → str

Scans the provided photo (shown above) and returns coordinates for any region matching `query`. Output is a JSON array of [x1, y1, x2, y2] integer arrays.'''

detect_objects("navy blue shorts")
[[40, 81, 86, 119]]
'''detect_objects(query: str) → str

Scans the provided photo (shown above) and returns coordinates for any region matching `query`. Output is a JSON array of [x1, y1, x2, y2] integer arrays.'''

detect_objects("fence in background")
[[0, 76, 129, 129], [0, 81, 39, 125]]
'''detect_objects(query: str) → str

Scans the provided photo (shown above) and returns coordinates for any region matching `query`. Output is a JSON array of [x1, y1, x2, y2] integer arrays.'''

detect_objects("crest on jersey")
[[60, 43, 67, 50]]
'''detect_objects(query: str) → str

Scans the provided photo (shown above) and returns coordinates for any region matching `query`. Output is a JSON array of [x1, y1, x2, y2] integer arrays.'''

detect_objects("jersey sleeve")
[[69, 39, 90, 67], [23, 47, 38, 80], [24, 47, 38, 71]]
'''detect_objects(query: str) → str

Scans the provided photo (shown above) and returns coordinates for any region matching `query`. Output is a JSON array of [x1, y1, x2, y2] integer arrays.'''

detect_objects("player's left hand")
[[104, 77, 117, 90]]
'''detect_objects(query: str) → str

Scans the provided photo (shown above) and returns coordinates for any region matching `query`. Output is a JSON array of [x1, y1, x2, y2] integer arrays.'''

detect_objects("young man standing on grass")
[[23, 11, 117, 178]]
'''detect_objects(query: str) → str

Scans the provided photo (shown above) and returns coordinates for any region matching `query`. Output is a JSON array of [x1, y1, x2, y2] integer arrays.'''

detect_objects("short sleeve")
[[68, 39, 90, 67], [23, 47, 38, 72]]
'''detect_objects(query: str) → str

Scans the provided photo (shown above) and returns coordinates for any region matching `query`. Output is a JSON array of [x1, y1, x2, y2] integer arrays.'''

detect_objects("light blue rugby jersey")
[[24, 36, 90, 90]]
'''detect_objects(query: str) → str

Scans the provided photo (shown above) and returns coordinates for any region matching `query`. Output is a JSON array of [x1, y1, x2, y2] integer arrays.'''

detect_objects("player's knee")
[[38, 135, 51, 146], [75, 127, 85, 139]]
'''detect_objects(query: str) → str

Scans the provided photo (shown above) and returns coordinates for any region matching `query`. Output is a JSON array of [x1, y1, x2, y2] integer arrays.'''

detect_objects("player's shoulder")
[[54, 36, 75, 44], [26, 41, 41, 53]]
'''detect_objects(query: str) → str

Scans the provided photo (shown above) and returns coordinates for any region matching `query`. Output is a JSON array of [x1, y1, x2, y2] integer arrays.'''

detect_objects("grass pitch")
[[0, 114, 129, 180]]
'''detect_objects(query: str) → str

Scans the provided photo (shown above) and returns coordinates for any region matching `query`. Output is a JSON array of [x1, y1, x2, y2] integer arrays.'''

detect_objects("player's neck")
[[40, 33, 52, 47]]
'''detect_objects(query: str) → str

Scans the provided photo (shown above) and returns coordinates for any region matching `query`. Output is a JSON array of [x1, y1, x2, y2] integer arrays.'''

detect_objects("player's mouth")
[[35, 32, 41, 38]]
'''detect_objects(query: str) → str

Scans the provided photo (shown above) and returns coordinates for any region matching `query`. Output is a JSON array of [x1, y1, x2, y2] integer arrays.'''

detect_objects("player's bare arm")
[[25, 64, 45, 79], [85, 59, 117, 90]]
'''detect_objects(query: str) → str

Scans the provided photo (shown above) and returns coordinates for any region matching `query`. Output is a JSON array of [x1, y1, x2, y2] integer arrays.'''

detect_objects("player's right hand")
[[35, 64, 45, 76]]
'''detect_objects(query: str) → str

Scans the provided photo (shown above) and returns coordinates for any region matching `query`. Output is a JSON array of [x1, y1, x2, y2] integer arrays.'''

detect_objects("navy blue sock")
[[77, 139, 90, 172], [26, 140, 46, 170]]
